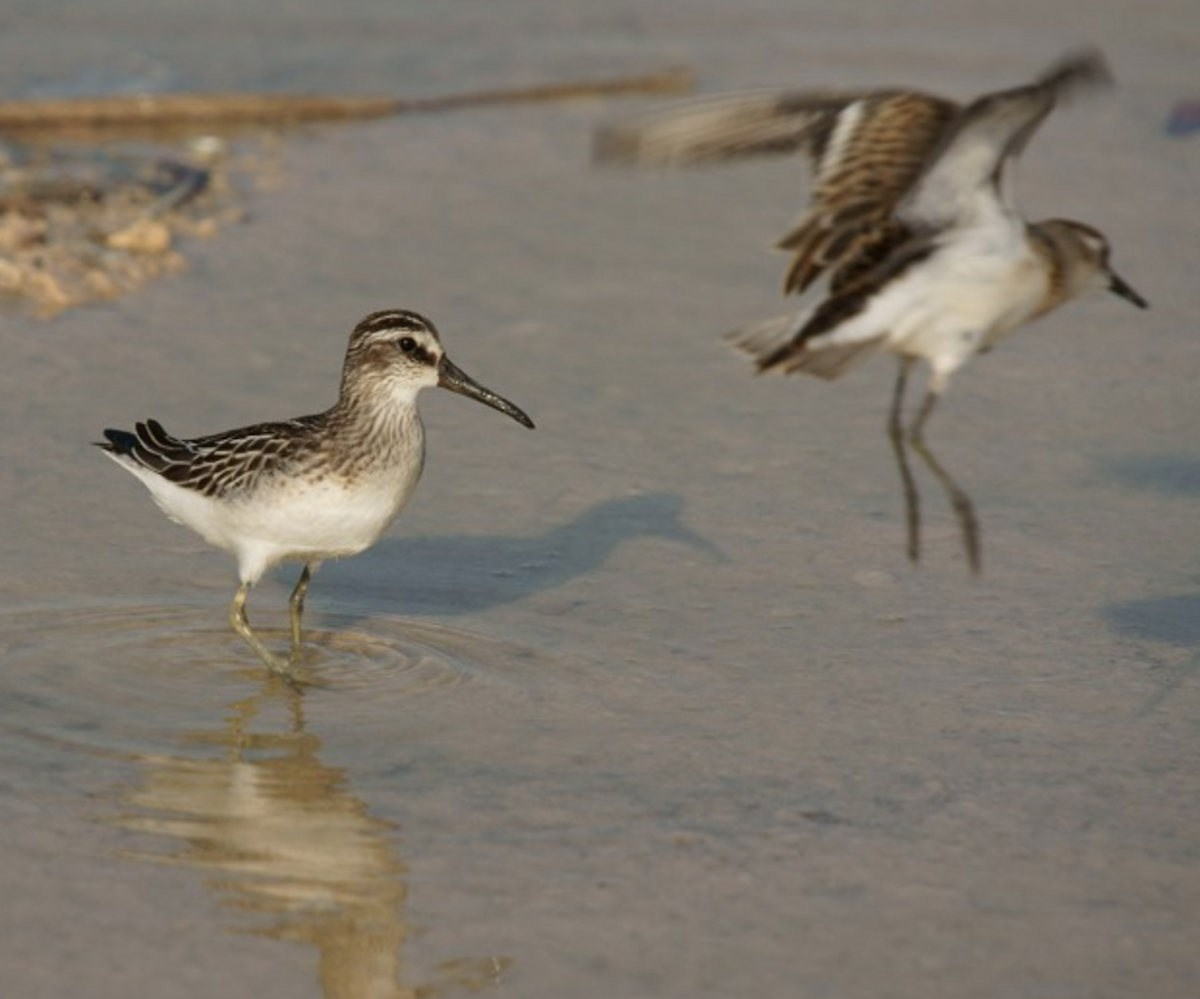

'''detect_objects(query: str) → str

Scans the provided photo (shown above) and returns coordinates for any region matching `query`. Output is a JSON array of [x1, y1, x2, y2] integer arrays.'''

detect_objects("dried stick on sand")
[[0, 67, 694, 132]]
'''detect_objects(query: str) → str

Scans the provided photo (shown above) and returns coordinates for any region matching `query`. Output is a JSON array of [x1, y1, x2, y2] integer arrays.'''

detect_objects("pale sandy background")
[[1, 2, 1198, 997]]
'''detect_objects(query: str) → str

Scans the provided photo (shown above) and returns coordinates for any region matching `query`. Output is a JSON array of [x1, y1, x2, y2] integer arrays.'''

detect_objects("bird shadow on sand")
[[318, 492, 724, 618], [1098, 451, 1200, 647], [1103, 583, 1200, 649], [1098, 453, 1200, 714], [1101, 453, 1200, 498], [1101, 578, 1200, 715]]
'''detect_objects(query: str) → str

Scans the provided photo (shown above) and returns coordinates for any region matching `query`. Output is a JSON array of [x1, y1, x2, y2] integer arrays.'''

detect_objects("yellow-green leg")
[[288, 563, 313, 655], [230, 581, 292, 675]]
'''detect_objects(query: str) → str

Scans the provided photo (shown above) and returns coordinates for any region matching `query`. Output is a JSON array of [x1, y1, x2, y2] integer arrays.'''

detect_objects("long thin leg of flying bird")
[[910, 437, 982, 575], [888, 359, 923, 566]]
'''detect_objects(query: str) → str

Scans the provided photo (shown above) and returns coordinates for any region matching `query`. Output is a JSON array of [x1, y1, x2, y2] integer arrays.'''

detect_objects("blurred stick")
[[0, 66, 694, 133]]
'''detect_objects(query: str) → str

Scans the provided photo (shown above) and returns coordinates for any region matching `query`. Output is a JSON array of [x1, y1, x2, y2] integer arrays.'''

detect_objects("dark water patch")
[[1103, 454, 1200, 497]]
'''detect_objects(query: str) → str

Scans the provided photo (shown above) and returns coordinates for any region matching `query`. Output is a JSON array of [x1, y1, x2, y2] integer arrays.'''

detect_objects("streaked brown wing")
[[179, 418, 318, 497], [776, 91, 957, 294], [110, 417, 318, 498]]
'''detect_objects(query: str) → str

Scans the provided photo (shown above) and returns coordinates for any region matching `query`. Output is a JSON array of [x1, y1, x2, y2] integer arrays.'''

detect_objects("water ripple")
[[0, 599, 530, 760]]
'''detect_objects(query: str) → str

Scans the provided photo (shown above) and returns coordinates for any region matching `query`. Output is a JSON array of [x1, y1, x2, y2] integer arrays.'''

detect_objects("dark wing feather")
[[774, 91, 957, 293], [98, 419, 200, 475]]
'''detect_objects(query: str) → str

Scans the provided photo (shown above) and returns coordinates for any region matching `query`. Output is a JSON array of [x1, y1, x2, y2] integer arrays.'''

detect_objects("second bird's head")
[[1045, 220, 1148, 310]]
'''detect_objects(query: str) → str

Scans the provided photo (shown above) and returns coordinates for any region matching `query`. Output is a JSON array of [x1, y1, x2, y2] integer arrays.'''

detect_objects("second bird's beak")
[[1109, 270, 1148, 309], [438, 356, 535, 428]]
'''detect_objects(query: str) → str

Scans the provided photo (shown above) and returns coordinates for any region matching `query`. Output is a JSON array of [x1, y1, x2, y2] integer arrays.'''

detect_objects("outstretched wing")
[[771, 91, 956, 294], [594, 87, 958, 294], [897, 50, 1111, 231]]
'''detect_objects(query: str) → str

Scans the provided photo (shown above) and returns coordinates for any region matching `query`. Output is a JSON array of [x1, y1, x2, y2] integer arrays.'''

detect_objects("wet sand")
[[2, 2, 1199, 997]]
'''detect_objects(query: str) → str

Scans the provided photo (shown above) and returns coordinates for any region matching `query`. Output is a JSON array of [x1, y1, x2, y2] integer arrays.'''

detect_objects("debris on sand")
[[0, 67, 694, 317], [0, 138, 256, 317]]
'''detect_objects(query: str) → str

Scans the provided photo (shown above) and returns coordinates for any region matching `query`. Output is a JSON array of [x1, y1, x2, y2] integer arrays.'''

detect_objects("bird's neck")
[[327, 379, 424, 458], [1027, 221, 1092, 315]]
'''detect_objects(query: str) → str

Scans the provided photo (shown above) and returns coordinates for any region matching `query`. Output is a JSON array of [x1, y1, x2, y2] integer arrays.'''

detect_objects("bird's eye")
[[398, 336, 417, 353]]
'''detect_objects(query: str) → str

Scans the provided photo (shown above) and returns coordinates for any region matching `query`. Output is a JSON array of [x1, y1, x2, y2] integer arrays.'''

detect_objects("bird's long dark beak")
[[438, 356, 535, 428], [1109, 270, 1148, 309]]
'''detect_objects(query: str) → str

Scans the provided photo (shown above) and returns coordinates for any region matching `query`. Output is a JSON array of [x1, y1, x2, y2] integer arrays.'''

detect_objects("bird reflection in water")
[[111, 674, 508, 998]]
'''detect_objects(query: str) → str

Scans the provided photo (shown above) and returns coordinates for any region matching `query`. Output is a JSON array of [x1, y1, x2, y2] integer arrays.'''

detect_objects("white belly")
[[129, 449, 425, 585], [820, 225, 1049, 378], [229, 470, 421, 562]]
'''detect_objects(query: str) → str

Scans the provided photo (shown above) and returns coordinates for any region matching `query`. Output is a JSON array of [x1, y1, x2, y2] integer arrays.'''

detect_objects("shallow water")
[[0, 601, 510, 752], [2, 2, 1199, 997]]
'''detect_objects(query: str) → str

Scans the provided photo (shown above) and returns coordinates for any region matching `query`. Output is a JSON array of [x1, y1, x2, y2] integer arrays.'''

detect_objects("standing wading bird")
[[98, 310, 534, 677], [594, 50, 1146, 572]]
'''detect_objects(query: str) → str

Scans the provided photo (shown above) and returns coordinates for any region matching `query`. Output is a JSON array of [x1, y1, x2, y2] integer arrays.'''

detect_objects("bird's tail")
[[726, 312, 881, 380], [725, 313, 802, 369]]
